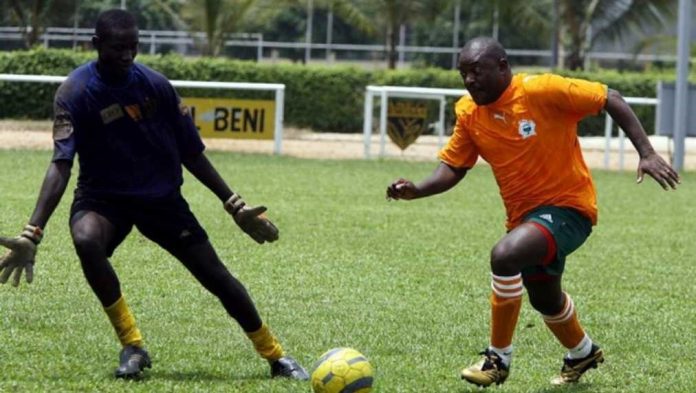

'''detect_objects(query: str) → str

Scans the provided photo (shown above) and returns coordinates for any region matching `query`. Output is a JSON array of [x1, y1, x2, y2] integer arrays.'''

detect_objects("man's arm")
[[182, 152, 279, 244], [604, 88, 680, 189], [29, 160, 72, 228], [387, 162, 468, 200], [181, 152, 233, 202], [0, 159, 71, 286]]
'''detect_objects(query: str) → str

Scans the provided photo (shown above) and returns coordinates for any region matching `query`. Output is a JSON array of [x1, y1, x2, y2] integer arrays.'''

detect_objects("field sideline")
[[0, 150, 694, 392]]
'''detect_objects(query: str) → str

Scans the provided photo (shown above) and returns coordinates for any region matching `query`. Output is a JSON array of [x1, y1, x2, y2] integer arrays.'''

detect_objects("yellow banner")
[[183, 97, 275, 140]]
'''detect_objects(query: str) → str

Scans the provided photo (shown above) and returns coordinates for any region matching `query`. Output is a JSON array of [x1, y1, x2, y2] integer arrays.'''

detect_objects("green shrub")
[[0, 48, 690, 135]]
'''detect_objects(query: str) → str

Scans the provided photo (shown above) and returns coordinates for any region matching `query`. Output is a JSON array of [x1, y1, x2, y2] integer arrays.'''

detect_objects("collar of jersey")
[[485, 74, 522, 109]]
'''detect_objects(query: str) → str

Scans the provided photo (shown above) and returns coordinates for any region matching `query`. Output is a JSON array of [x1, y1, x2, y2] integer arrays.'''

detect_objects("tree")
[[177, 0, 257, 57], [7, 0, 52, 48], [556, 0, 676, 70]]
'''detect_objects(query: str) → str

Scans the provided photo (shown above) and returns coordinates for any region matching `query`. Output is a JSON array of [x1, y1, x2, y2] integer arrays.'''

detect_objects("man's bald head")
[[457, 37, 512, 106], [459, 37, 508, 64]]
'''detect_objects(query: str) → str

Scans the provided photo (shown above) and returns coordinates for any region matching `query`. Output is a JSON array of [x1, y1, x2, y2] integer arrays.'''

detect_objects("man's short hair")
[[95, 9, 137, 37]]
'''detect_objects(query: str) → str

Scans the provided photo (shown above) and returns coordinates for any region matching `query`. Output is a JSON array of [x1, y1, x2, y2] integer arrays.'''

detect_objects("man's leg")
[[70, 210, 151, 378], [167, 241, 308, 380], [461, 223, 549, 387], [524, 275, 604, 385]]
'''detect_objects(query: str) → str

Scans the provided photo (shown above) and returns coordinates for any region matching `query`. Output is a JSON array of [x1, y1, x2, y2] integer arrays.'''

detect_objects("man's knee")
[[490, 241, 520, 275], [528, 292, 564, 315], [71, 226, 106, 258]]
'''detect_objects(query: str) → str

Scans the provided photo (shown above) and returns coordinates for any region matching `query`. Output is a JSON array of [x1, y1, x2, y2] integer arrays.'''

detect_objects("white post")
[[451, 0, 461, 69], [618, 128, 625, 170], [673, 0, 692, 172], [603, 113, 613, 169], [274, 87, 285, 155], [398, 24, 406, 69], [363, 89, 374, 159], [257, 34, 263, 62], [305, 0, 313, 64], [379, 90, 388, 157], [438, 96, 446, 148], [150, 33, 156, 55]]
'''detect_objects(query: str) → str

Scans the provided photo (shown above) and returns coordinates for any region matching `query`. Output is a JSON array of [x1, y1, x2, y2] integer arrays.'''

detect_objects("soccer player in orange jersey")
[[386, 37, 680, 387]]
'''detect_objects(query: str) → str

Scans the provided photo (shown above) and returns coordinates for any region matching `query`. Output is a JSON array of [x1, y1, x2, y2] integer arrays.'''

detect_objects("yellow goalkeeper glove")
[[224, 193, 279, 244], [0, 224, 43, 287]]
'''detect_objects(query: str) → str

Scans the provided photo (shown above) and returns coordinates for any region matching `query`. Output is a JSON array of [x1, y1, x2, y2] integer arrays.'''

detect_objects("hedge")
[[1, 48, 692, 135]]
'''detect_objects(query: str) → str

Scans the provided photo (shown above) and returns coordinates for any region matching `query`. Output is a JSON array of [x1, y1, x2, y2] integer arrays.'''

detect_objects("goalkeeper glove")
[[224, 193, 279, 244], [0, 224, 43, 287]]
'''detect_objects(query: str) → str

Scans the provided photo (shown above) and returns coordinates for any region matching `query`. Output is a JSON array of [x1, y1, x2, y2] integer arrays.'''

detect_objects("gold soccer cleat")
[[551, 344, 604, 385], [461, 349, 510, 387]]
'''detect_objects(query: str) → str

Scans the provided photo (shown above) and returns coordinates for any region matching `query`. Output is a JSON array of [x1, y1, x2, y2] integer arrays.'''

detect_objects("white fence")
[[0, 26, 683, 67], [0, 73, 286, 155], [363, 85, 659, 170]]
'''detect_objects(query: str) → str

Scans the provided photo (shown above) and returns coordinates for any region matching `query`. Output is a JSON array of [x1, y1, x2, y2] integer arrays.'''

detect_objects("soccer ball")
[[311, 347, 374, 393]]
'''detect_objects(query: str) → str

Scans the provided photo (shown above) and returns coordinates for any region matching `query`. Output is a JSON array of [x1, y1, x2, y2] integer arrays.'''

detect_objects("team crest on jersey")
[[518, 119, 536, 139]]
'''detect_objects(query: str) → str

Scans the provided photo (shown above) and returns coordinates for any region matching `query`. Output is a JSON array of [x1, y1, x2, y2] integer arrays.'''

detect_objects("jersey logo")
[[518, 119, 536, 139], [493, 112, 507, 123], [540, 214, 553, 223], [53, 107, 74, 141], [124, 104, 143, 121], [100, 104, 124, 124]]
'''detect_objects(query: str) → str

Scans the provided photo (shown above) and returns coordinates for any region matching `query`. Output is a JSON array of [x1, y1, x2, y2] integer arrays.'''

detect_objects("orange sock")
[[490, 273, 523, 351], [543, 292, 586, 350]]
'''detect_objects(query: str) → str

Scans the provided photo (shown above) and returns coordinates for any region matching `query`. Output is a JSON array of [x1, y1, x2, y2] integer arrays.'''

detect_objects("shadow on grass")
[[531, 383, 596, 393], [150, 370, 269, 382], [457, 382, 597, 393]]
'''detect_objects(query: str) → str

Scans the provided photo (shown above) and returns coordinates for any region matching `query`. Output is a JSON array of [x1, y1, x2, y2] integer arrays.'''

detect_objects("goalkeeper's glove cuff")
[[223, 193, 246, 218], [21, 224, 43, 245]]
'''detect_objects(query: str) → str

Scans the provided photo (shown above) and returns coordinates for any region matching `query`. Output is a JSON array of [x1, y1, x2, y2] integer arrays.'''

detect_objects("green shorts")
[[520, 206, 592, 278]]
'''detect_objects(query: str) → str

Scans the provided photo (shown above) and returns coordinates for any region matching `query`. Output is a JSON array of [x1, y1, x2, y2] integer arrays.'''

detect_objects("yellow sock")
[[246, 323, 284, 361], [104, 296, 143, 348], [490, 273, 523, 349], [543, 292, 586, 349]]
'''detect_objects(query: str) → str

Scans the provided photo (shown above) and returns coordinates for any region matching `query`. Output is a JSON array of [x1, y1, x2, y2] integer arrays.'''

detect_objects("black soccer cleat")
[[115, 345, 152, 379], [270, 356, 310, 380], [551, 344, 604, 385]]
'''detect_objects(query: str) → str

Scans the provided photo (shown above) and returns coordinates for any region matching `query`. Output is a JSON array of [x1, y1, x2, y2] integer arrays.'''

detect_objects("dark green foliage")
[[0, 48, 692, 134]]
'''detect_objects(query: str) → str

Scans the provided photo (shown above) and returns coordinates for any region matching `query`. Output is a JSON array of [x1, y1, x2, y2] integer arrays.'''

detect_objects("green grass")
[[0, 150, 694, 393]]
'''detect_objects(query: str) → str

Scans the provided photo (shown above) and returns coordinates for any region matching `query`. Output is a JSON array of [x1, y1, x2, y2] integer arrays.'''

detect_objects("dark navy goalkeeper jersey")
[[52, 61, 205, 198]]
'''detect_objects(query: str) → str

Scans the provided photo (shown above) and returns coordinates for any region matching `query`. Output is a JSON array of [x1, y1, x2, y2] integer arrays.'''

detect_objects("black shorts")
[[69, 189, 208, 257]]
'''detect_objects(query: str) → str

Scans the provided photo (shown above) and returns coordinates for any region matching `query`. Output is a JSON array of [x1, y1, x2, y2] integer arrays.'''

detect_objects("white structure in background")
[[362, 85, 466, 159], [0, 73, 286, 155], [363, 85, 661, 171]]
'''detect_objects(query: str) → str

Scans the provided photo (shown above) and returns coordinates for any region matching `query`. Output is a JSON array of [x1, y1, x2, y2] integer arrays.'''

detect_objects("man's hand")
[[0, 225, 42, 287], [386, 178, 419, 200], [224, 194, 279, 244], [637, 153, 681, 190]]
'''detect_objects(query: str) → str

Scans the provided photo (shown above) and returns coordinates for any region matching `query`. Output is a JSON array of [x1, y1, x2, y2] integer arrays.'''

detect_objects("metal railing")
[[363, 85, 660, 170], [0, 26, 685, 65]]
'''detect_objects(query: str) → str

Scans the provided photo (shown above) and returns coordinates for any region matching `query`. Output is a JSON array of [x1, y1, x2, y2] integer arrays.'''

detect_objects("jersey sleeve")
[[528, 74, 607, 118], [437, 114, 479, 169], [51, 98, 77, 163], [167, 84, 205, 158]]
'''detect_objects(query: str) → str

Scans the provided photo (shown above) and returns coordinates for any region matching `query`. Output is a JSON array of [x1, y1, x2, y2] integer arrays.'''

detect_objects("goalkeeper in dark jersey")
[[0, 8, 308, 381]]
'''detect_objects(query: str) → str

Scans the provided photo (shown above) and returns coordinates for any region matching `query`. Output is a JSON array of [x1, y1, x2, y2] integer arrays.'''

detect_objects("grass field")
[[0, 150, 694, 393]]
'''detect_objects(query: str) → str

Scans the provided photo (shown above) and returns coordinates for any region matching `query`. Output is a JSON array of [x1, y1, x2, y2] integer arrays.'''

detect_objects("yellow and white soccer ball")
[[311, 347, 374, 393]]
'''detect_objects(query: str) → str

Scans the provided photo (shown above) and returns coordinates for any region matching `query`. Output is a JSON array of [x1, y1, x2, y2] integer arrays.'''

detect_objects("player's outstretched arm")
[[0, 160, 71, 287], [182, 152, 279, 244], [387, 161, 468, 201], [604, 88, 680, 190]]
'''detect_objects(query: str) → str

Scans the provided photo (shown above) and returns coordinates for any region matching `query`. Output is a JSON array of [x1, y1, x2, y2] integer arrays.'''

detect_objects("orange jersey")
[[439, 73, 607, 229]]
